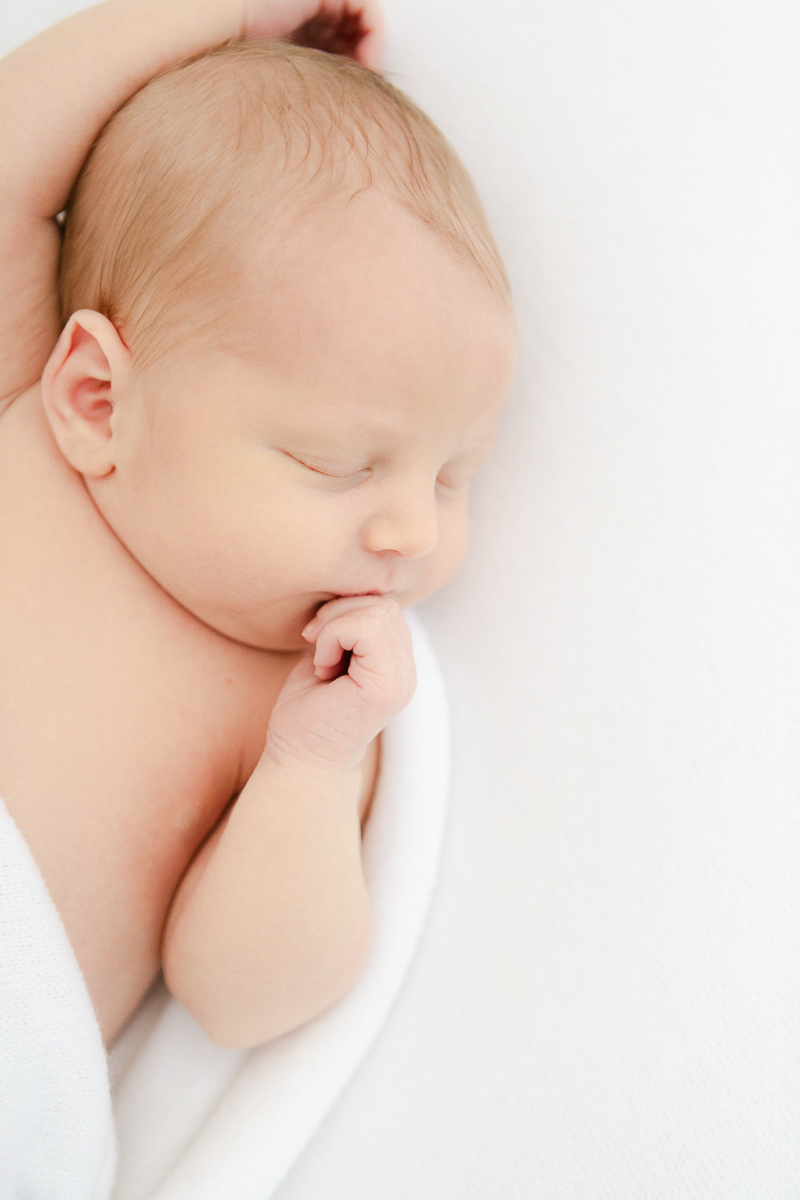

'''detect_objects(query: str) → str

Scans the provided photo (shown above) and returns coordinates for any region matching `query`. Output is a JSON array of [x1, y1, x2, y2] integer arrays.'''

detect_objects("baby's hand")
[[264, 596, 416, 773], [244, 1, 384, 70]]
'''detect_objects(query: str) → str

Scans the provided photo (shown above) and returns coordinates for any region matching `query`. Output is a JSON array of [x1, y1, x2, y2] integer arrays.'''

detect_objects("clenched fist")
[[263, 596, 417, 772], [244, 1, 385, 70]]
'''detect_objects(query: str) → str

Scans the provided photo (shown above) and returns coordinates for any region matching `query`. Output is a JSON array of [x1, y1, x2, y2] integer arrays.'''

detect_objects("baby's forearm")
[[162, 757, 371, 1050], [0, 0, 243, 216], [0, 0, 243, 401], [0, 0, 381, 401]]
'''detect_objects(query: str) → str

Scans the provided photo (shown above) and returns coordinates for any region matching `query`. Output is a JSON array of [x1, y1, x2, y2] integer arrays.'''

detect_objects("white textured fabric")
[[0, 801, 115, 1199], [0, 612, 450, 1199]]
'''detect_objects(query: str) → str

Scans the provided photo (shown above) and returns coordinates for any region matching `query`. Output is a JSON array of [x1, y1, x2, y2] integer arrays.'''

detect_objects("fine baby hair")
[[59, 40, 510, 370]]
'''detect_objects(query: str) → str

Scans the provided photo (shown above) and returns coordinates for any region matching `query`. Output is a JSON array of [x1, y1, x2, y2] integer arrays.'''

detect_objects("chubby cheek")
[[437, 505, 471, 583], [205, 492, 328, 591], [206, 486, 369, 616]]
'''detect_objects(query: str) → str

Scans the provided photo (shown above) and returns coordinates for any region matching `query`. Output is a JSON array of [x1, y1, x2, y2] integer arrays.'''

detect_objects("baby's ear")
[[41, 310, 131, 478]]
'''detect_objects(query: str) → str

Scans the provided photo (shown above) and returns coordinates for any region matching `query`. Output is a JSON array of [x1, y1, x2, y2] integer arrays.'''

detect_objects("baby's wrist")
[[255, 748, 365, 807], [263, 715, 377, 775]]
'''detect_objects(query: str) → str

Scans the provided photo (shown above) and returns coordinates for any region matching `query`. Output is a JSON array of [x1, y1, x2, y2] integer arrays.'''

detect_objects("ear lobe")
[[41, 310, 131, 478]]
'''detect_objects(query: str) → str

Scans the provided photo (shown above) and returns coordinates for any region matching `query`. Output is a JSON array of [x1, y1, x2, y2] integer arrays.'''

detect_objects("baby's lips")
[[331, 588, 395, 602]]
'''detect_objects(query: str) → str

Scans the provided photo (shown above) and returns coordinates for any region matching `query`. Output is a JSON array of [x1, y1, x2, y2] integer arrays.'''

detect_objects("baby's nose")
[[363, 486, 439, 559]]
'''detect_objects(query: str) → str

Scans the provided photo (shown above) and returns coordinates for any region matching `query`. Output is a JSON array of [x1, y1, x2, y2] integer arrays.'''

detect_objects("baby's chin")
[[188, 597, 329, 653], [185, 591, 387, 653], [185, 583, 432, 654]]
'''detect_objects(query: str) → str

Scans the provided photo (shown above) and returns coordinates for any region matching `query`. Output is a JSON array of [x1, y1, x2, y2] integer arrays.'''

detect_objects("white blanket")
[[0, 610, 449, 1200]]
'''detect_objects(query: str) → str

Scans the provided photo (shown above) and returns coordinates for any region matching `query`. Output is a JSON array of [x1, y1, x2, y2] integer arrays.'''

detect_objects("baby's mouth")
[[310, 588, 394, 615], [335, 589, 389, 599]]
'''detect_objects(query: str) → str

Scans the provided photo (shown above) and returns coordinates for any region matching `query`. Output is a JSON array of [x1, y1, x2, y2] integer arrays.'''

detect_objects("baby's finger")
[[312, 632, 349, 681], [312, 614, 376, 686], [289, 1, 384, 69], [302, 593, 399, 642], [245, 1, 384, 70], [348, 1, 385, 69], [313, 603, 415, 699]]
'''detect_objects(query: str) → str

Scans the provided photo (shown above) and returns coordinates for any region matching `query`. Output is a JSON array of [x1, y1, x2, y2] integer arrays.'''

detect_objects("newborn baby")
[[0, 0, 515, 1050]]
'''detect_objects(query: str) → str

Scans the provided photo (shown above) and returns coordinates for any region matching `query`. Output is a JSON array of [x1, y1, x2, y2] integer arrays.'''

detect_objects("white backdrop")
[[2, 1, 799, 1196]]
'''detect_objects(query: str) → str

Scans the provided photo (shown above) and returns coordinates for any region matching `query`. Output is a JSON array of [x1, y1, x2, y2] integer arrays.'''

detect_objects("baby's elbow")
[[173, 910, 373, 1052], [209, 930, 372, 1051]]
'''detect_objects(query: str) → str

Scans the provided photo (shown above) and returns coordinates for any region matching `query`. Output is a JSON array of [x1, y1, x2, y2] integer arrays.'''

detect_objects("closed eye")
[[282, 450, 371, 485], [436, 471, 471, 494], [437, 445, 493, 494]]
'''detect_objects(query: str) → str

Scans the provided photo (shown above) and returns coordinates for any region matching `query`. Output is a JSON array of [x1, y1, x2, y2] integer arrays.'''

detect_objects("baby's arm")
[[162, 596, 416, 1050], [0, 0, 383, 408], [0, 0, 248, 408]]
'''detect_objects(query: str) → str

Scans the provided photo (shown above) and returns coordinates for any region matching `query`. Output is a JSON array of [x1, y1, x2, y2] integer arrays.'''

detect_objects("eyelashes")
[[282, 450, 472, 493], [315, 466, 373, 486], [283, 451, 371, 485], [435, 474, 468, 493]]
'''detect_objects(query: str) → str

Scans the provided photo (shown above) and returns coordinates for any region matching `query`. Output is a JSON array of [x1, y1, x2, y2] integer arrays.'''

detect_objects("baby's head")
[[45, 42, 516, 650]]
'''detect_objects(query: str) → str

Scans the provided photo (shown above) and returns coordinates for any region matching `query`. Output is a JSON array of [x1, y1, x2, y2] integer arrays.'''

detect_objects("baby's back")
[[0, 387, 294, 1044]]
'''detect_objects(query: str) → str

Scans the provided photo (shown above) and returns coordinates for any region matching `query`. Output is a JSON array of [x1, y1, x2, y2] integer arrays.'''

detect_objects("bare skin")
[[0, 383, 330, 1044], [0, 0, 516, 1050]]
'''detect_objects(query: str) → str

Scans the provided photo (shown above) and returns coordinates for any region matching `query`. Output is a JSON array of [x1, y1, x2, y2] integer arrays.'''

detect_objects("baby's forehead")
[[61, 40, 510, 377], [237, 188, 509, 340], [219, 222, 511, 441], [207, 235, 513, 458]]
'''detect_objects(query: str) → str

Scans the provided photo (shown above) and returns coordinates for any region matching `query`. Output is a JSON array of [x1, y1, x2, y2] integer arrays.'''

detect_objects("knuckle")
[[347, 605, 387, 630], [377, 595, 402, 617]]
